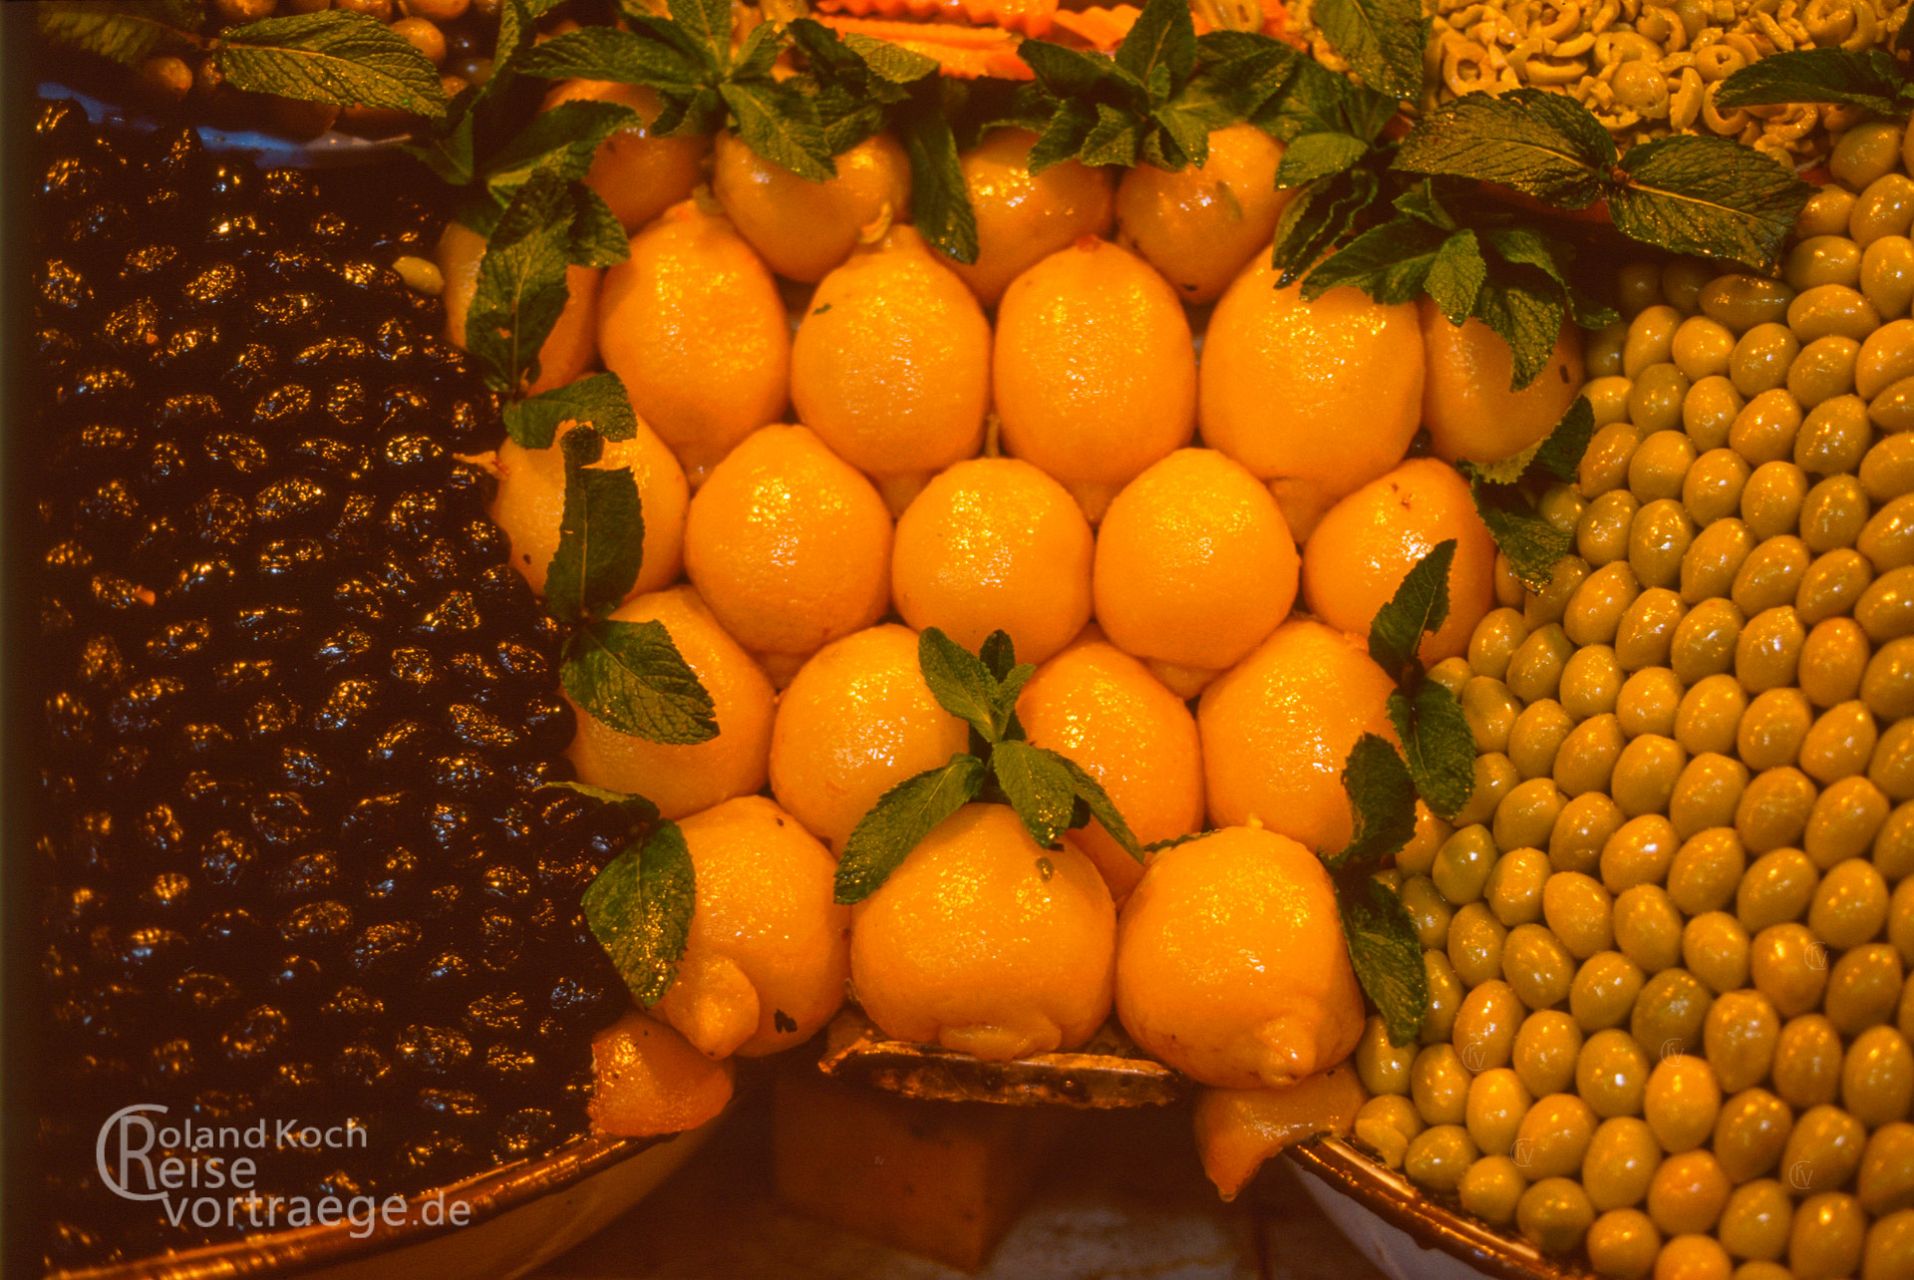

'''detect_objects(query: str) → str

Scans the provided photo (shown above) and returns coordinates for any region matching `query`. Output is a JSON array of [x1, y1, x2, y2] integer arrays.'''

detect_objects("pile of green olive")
[[1349, 118, 1914, 1280]]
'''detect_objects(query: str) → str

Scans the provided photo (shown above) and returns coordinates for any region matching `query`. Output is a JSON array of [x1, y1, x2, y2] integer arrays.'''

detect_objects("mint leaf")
[[1471, 489, 1572, 591], [896, 80, 980, 264], [1527, 396, 1596, 484], [562, 619, 718, 744], [510, 25, 709, 92], [465, 170, 572, 392], [494, 0, 565, 72], [1472, 265, 1566, 389], [1313, 0, 1428, 101], [835, 755, 988, 902], [667, 0, 731, 64], [1271, 167, 1379, 285], [1479, 226, 1617, 332], [1276, 131, 1372, 187], [1116, 0, 1198, 92], [37, 1, 191, 66], [843, 32, 941, 83], [1368, 538, 1456, 683], [1389, 683, 1475, 820], [541, 780, 661, 830], [567, 184, 631, 268], [1028, 97, 1098, 173], [584, 820, 695, 1006], [918, 628, 1007, 740], [1609, 135, 1811, 270], [1261, 54, 1394, 142], [1301, 216, 1450, 304], [1021, 38, 1135, 99], [1081, 103, 1143, 168], [1336, 871, 1428, 1046], [1143, 829, 1214, 853], [991, 740, 1080, 848], [503, 372, 639, 449], [1193, 28, 1298, 122], [1715, 48, 1903, 115], [546, 428, 644, 623], [485, 99, 641, 196], [978, 630, 1019, 681], [1053, 753, 1142, 860], [1395, 89, 1615, 208], [721, 80, 835, 181], [1323, 734, 1418, 873], [403, 101, 476, 185], [216, 10, 448, 119], [1423, 230, 1488, 324]]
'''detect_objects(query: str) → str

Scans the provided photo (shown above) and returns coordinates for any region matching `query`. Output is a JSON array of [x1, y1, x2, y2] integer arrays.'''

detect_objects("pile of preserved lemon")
[[1349, 119, 1914, 1280]]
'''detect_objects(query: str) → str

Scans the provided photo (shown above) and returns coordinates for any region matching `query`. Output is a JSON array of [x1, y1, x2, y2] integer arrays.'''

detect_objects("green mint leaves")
[[1717, 47, 1912, 118], [562, 618, 718, 745], [833, 630, 1139, 905], [1458, 396, 1595, 590], [576, 794, 695, 1007], [1365, 540, 1473, 821], [464, 170, 575, 394], [503, 372, 639, 450], [1311, 0, 1429, 103], [1395, 89, 1616, 208], [1337, 872, 1429, 1046], [545, 428, 644, 623]]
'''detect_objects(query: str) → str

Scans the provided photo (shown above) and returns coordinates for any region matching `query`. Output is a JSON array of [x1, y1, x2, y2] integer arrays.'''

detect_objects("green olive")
[[1423, 949, 1465, 1045], [1842, 1024, 1914, 1127], [1503, 922, 1576, 1012], [1552, 791, 1623, 876], [1610, 733, 1687, 817], [1859, 566, 1914, 644], [1714, 1086, 1794, 1183], [1356, 1014, 1417, 1095], [1644, 1053, 1722, 1152], [1587, 319, 1630, 377], [1601, 814, 1679, 894], [1669, 752, 1750, 839], [1458, 1154, 1528, 1226], [1462, 676, 1521, 754], [1865, 636, 1914, 719], [1672, 314, 1738, 381], [1630, 966, 1712, 1058], [1566, 565, 1643, 648], [1514, 1009, 1584, 1098], [1739, 467, 1810, 543], [1683, 910, 1753, 996], [1562, 646, 1626, 719], [1752, 921, 1831, 1017], [1736, 765, 1818, 854], [1802, 699, 1880, 784], [1797, 394, 1874, 476], [1400, 873, 1454, 949], [1731, 324, 1802, 397], [1541, 870, 1613, 960], [1648, 1148, 1731, 1237], [1556, 713, 1626, 798], [1800, 189, 1861, 241], [1783, 1105, 1868, 1196], [1580, 489, 1640, 567], [1800, 618, 1871, 707], [1469, 608, 1529, 681], [1790, 283, 1883, 343], [1354, 1093, 1424, 1168], [1412, 1042, 1475, 1125], [1868, 373, 1914, 432], [1787, 235, 1865, 292], [1800, 474, 1873, 553], [1676, 673, 1749, 755], [1870, 715, 1914, 798], [1774, 1015, 1845, 1109], [1541, 483, 1587, 535], [1516, 1176, 1596, 1255], [1852, 173, 1914, 246], [1681, 446, 1752, 524], [1585, 1207, 1661, 1278], [1702, 274, 1796, 332], [1862, 234, 1914, 319], [1451, 901, 1512, 987], [1614, 880, 1684, 971], [1617, 666, 1683, 738], [1798, 549, 1876, 624], [1583, 1114, 1659, 1208], [1430, 655, 1473, 695], [1705, 988, 1780, 1093], [1825, 943, 1905, 1036], [1584, 373, 1635, 427], [1669, 827, 1748, 916], [1624, 304, 1681, 375], [1571, 950, 1645, 1031], [1876, 800, 1914, 879], [1492, 778, 1564, 855], [1788, 333, 1860, 407], [1730, 387, 1806, 465], [1718, 1179, 1793, 1265], [1738, 846, 1820, 930], [1806, 774, 1892, 869], [1857, 1122, 1914, 1215], [1404, 1122, 1479, 1192], [1621, 266, 1670, 320], [1833, 121, 1905, 190], [1511, 699, 1576, 781], [1861, 491, 1914, 572], [1861, 432, 1914, 502], [1738, 686, 1813, 769], [1810, 856, 1890, 949], [1865, 1212, 1914, 1280], [1628, 500, 1695, 590], [1514, 1091, 1597, 1178], [1455, 751, 1520, 828], [1736, 605, 1808, 692], [1527, 556, 1590, 630], [1469, 1066, 1536, 1154], [1509, 623, 1576, 702], [1663, 260, 1715, 315], [1628, 430, 1697, 504], [1628, 363, 1690, 434], [1683, 519, 1757, 603], [1684, 377, 1745, 450], [1857, 318, 1914, 397], [1891, 878, 1914, 967], [1615, 590, 1687, 672], [1578, 1032, 1654, 1125]]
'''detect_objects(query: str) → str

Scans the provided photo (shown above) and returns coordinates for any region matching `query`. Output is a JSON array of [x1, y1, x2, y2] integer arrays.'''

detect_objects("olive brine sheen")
[[26, 99, 627, 1268]]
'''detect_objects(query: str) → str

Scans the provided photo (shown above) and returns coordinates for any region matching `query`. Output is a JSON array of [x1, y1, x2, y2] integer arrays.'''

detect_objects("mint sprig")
[[1364, 540, 1474, 821], [1335, 871, 1428, 1046], [562, 618, 717, 745], [503, 372, 639, 450], [545, 428, 644, 623], [1457, 396, 1595, 590], [833, 629, 1139, 904], [1716, 46, 1911, 117], [1311, 0, 1429, 103], [216, 10, 448, 119], [582, 811, 695, 1007]]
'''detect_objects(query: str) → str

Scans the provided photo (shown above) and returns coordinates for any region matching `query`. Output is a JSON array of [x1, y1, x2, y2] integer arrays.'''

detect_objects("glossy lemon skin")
[[948, 128, 1116, 306], [1115, 124, 1289, 305]]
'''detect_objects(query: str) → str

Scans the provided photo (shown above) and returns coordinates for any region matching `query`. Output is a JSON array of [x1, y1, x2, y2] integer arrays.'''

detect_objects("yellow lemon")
[[1421, 301, 1585, 465], [949, 127, 1115, 306], [542, 79, 708, 232], [589, 1010, 735, 1138], [1114, 124, 1289, 304], [712, 130, 911, 282]]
